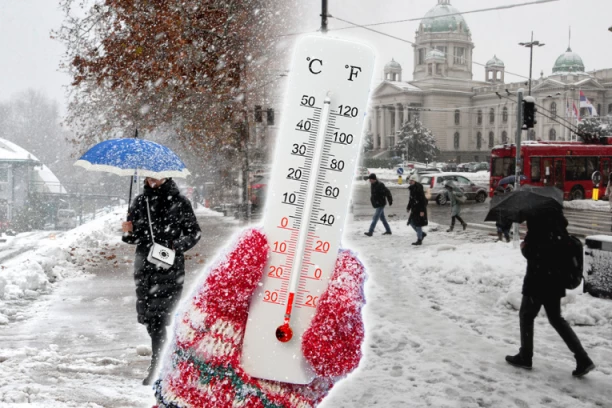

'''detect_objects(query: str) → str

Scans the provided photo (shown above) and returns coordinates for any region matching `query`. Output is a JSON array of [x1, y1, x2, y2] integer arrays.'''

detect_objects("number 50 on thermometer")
[[241, 35, 375, 384]]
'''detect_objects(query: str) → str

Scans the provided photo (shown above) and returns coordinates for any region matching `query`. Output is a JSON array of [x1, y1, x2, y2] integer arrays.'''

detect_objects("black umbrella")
[[485, 186, 563, 224]]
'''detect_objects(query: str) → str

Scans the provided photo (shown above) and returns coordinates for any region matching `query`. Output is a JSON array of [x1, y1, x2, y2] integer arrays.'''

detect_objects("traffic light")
[[523, 96, 537, 129]]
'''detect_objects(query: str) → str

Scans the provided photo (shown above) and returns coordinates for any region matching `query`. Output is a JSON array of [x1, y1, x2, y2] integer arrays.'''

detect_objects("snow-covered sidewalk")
[[1, 214, 611, 407], [322, 220, 612, 407]]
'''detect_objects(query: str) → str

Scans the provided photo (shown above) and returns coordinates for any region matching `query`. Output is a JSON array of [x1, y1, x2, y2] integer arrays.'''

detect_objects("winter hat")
[[408, 175, 418, 182], [368, 173, 377, 180]]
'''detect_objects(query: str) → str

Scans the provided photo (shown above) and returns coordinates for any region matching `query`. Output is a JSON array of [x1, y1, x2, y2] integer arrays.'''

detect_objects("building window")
[[477, 110, 482, 125], [502, 131, 508, 144], [454, 47, 465, 65], [489, 132, 494, 148], [531, 157, 541, 182], [418, 48, 425, 65], [435, 46, 447, 56], [598, 104, 602, 116], [608, 104, 612, 115], [0, 166, 8, 183], [489, 108, 495, 124], [254, 105, 263, 122], [528, 129, 536, 140], [454, 109, 460, 125], [476, 132, 482, 150], [550, 102, 557, 119], [549, 128, 556, 141], [454, 132, 460, 150], [502, 107, 508, 123]]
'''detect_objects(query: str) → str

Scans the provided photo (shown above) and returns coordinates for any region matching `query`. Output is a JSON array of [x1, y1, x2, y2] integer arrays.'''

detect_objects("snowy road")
[[351, 183, 612, 238], [1, 209, 612, 407]]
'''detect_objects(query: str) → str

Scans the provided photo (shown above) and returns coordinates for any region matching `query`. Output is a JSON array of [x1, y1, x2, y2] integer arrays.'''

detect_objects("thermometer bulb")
[[276, 323, 293, 342]]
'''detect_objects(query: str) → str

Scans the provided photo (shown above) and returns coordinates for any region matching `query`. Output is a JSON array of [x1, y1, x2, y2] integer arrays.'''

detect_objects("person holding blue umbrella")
[[75, 137, 201, 385]]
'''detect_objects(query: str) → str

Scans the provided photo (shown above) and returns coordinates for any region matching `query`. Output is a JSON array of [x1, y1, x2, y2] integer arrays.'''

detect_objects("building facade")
[[368, 0, 612, 163]]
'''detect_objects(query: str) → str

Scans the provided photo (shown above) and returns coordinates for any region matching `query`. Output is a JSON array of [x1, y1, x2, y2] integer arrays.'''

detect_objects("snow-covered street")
[[1, 210, 611, 407]]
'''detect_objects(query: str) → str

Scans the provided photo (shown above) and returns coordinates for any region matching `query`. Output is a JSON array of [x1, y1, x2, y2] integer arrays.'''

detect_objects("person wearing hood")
[[407, 175, 428, 245], [505, 209, 595, 377], [121, 177, 201, 385], [443, 180, 467, 232]]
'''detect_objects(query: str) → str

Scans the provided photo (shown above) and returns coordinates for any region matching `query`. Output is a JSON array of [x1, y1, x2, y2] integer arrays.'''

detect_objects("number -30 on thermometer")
[[241, 35, 375, 384]]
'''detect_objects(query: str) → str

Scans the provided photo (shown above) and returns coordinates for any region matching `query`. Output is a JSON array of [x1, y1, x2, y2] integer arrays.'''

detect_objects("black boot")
[[497, 232, 503, 241], [462, 222, 468, 231], [446, 226, 454, 232], [572, 355, 595, 377], [412, 239, 422, 246], [422, 232, 427, 240], [505, 353, 532, 370], [142, 358, 157, 385], [364, 232, 373, 237]]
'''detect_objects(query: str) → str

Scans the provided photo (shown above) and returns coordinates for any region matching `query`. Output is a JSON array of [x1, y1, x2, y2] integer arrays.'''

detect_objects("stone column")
[[394, 105, 401, 136], [403, 104, 409, 126], [381, 106, 388, 150], [373, 107, 380, 149]]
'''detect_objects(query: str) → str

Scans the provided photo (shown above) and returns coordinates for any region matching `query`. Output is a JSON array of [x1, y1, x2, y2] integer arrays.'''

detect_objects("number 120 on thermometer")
[[241, 35, 375, 384]]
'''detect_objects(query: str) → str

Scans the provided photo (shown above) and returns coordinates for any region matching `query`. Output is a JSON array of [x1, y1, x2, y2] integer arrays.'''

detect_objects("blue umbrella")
[[74, 138, 190, 179]]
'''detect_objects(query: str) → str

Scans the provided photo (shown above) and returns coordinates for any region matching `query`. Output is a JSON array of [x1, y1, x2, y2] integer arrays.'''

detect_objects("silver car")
[[419, 173, 488, 205]]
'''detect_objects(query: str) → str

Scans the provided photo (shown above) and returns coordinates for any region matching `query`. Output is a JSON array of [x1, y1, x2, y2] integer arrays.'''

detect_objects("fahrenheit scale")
[[241, 35, 375, 384]]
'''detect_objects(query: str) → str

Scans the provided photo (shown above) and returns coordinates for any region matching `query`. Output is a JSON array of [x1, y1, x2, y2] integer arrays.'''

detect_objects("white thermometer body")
[[241, 35, 375, 384]]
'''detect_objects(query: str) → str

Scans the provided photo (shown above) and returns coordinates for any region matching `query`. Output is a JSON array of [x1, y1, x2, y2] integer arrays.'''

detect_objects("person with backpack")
[[407, 175, 428, 245], [364, 173, 393, 237], [505, 209, 595, 377], [443, 180, 467, 232]]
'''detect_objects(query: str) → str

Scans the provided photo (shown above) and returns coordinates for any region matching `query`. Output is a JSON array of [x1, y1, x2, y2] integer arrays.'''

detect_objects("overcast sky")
[[0, 0, 611, 113]]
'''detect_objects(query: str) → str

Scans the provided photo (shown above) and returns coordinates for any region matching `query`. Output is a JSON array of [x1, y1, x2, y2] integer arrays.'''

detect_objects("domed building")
[[368, 0, 612, 163]]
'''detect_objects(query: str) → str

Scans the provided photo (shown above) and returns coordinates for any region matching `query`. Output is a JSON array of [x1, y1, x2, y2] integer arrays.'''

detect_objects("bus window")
[[492, 157, 515, 177], [531, 157, 541, 182], [602, 158, 611, 186], [566, 157, 587, 181], [554, 159, 564, 189], [586, 157, 597, 179]]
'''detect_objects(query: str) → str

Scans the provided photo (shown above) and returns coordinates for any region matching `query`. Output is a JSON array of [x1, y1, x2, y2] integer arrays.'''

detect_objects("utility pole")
[[321, 0, 329, 33], [519, 32, 545, 96], [513, 88, 524, 243]]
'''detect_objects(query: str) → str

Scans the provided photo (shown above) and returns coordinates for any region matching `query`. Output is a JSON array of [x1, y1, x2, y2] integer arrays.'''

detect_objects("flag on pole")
[[572, 102, 580, 122], [579, 90, 598, 116]]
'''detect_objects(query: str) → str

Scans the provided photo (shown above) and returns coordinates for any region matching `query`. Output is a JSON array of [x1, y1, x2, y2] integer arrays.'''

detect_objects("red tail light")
[[430, 178, 435, 188]]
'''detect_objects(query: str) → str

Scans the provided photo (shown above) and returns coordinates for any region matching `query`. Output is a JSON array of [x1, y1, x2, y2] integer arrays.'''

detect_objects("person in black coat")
[[122, 177, 201, 385], [364, 173, 392, 237], [407, 175, 428, 245], [505, 209, 595, 377]]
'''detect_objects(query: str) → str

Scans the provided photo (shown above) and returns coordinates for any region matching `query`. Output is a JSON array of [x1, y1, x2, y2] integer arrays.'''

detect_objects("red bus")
[[489, 140, 612, 200]]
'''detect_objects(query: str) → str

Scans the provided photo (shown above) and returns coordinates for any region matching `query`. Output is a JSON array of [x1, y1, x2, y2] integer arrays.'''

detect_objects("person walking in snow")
[[443, 180, 467, 232], [121, 177, 201, 385], [505, 209, 595, 377], [493, 188, 512, 242], [364, 173, 393, 237], [407, 175, 428, 245], [607, 173, 612, 213]]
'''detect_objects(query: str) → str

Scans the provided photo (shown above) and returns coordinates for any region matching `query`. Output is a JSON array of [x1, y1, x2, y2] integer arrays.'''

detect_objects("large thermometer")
[[241, 35, 375, 384]]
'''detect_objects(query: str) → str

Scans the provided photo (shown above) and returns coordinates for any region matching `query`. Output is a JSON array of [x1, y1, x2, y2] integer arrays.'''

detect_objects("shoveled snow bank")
[[564, 199, 610, 212], [366, 167, 490, 186]]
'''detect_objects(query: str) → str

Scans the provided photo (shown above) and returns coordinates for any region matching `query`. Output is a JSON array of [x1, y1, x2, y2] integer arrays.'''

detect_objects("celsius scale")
[[241, 35, 375, 384]]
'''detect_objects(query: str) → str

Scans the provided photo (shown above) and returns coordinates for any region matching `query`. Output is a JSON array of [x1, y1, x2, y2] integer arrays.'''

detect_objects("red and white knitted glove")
[[154, 228, 367, 408]]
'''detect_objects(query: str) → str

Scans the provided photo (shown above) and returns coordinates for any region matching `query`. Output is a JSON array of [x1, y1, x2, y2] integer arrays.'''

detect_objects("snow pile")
[[564, 199, 610, 212], [365, 167, 490, 186]]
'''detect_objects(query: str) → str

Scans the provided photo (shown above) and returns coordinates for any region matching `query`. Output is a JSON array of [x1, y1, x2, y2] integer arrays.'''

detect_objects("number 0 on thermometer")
[[241, 35, 375, 384]]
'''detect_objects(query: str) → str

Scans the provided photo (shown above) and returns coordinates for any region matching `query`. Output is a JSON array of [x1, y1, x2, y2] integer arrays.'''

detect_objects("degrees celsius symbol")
[[241, 35, 375, 385]]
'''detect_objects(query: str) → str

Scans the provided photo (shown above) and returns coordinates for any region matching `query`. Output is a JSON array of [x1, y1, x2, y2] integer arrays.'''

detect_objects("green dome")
[[486, 55, 504, 68], [421, 0, 469, 34], [385, 58, 401, 70], [552, 47, 585, 73]]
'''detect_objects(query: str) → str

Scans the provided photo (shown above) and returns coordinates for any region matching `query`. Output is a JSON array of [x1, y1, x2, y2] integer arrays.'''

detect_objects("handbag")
[[145, 197, 176, 270]]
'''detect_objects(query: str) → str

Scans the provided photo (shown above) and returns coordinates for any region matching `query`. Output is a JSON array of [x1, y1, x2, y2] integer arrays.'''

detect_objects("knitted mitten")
[[154, 228, 366, 408]]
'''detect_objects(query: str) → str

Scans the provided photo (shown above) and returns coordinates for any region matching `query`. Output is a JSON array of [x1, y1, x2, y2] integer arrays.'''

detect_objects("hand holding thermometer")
[[241, 35, 375, 384]]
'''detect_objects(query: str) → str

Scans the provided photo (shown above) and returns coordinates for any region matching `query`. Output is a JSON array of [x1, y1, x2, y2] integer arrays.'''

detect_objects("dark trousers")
[[451, 215, 465, 227], [146, 319, 168, 367], [519, 295, 587, 360], [369, 207, 391, 234]]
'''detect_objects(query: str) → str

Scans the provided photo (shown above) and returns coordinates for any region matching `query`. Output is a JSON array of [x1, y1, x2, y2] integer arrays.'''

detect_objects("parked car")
[[56, 209, 77, 230], [441, 163, 458, 172], [419, 173, 488, 205], [409, 167, 442, 181], [356, 166, 369, 180], [467, 162, 489, 172]]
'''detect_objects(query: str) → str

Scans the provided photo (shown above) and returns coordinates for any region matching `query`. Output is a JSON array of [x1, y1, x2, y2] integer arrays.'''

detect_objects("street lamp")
[[519, 32, 545, 96]]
